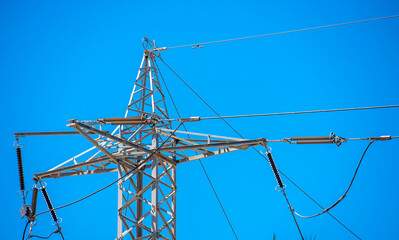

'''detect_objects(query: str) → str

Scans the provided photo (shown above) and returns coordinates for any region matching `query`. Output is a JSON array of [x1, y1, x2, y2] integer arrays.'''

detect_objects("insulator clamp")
[[20, 204, 32, 219]]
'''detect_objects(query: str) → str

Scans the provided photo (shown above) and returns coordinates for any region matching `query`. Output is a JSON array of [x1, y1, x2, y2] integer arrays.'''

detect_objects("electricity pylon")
[[32, 40, 266, 240]]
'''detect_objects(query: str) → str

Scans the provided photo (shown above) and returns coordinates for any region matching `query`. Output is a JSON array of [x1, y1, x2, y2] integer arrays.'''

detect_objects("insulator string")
[[41, 186, 58, 222], [17, 147, 25, 192]]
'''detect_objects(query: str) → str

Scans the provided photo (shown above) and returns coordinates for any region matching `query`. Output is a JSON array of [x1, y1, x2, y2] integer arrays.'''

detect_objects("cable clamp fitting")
[[29, 219, 38, 227], [192, 44, 204, 49], [260, 146, 272, 155], [275, 184, 286, 192], [13, 137, 25, 148], [339, 194, 346, 201], [378, 135, 391, 141], [181, 116, 200, 122], [259, 138, 268, 146], [20, 204, 32, 219], [51, 218, 62, 226], [13, 138, 20, 149], [149, 47, 167, 52]]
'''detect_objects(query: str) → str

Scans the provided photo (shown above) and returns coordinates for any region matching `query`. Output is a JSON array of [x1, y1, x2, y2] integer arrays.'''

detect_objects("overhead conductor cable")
[[155, 59, 240, 240], [150, 15, 399, 51], [158, 56, 367, 239], [165, 105, 399, 122], [294, 140, 376, 219]]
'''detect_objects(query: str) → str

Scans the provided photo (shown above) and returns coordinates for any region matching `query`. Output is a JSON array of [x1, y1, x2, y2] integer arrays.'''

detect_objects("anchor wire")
[[158, 56, 305, 237], [156, 58, 239, 240], [163, 15, 399, 50], [165, 105, 399, 122]]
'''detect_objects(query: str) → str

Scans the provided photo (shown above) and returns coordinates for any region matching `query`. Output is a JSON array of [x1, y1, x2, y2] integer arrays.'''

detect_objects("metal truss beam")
[[30, 45, 265, 240]]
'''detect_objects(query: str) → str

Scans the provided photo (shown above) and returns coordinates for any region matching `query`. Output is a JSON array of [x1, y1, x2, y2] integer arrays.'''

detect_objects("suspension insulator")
[[296, 140, 334, 144], [41, 187, 58, 222], [266, 152, 284, 188], [290, 136, 331, 141], [29, 187, 39, 221], [16, 147, 25, 191]]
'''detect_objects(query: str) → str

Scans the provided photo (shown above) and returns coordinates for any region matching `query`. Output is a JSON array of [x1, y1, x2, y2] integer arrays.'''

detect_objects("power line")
[[22, 221, 29, 240], [278, 169, 362, 240], [294, 140, 375, 219], [154, 15, 399, 51], [198, 160, 240, 240], [156, 59, 240, 240], [157, 56, 245, 139], [158, 55, 366, 239], [157, 55, 305, 238], [166, 105, 399, 122], [282, 189, 304, 240]]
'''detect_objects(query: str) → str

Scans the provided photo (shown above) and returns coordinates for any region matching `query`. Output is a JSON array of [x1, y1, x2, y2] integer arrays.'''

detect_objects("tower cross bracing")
[[33, 46, 265, 240]]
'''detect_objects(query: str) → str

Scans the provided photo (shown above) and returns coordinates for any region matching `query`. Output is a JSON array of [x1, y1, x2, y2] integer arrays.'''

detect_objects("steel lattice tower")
[[32, 41, 266, 240]]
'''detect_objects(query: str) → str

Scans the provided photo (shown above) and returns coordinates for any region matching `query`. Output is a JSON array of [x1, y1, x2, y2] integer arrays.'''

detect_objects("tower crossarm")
[[69, 120, 176, 166], [21, 44, 274, 240], [34, 157, 118, 179], [159, 139, 265, 152], [156, 127, 267, 164]]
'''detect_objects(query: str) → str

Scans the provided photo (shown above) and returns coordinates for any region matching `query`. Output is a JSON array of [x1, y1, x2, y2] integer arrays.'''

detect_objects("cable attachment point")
[[51, 218, 63, 226], [260, 145, 272, 154], [275, 184, 287, 192], [374, 135, 392, 141], [329, 132, 336, 141], [192, 44, 204, 49], [290, 132, 344, 146], [13, 137, 23, 149], [180, 116, 201, 122], [19, 204, 32, 219], [142, 37, 155, 51]]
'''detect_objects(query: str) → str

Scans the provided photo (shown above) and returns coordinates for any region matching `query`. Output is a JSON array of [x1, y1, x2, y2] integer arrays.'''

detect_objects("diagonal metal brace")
[[69, 121, 176, 166]]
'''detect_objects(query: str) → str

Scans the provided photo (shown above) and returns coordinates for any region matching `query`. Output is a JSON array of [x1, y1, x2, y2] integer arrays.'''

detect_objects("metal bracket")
[[20, 204, 32, 219]]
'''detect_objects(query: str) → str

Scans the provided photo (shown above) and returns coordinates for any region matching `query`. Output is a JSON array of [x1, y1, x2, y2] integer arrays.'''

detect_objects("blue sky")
[[1, 0, 399, 239]]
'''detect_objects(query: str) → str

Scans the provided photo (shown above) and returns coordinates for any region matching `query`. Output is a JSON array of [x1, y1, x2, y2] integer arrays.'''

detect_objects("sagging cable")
[[25, 220, 64, 240], [27, 229, 61, 240], [294, 140, 375, 219]]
